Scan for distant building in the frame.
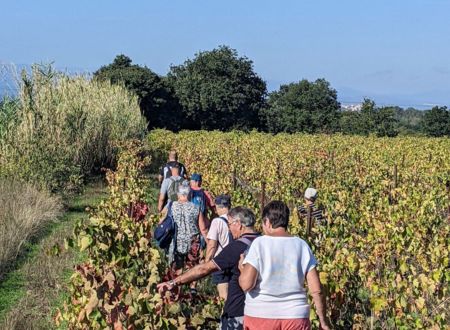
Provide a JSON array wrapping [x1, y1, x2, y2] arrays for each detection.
[[341, 103, 362, 112]]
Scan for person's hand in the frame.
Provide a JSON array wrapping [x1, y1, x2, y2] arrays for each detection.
[[157, 280, 176, 292], [158, 208, 168, 224]]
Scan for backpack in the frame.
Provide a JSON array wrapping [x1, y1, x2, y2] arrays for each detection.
[[167, 177, 183, 202], [163, 162, 185, 179], [189, 188, 207, 214], [154, 202, 176, 250], [238, 236, 255, 257]]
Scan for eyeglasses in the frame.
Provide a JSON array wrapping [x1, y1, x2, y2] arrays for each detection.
[[228, 218, 239, 226]]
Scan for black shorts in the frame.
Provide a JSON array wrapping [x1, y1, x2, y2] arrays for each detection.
[[212, 270, 231, 284]]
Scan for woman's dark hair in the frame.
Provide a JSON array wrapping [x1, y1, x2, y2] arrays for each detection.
[[262, 200, 290, 229]]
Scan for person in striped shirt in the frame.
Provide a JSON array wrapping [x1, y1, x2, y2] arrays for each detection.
[[298, 188, 325, 225]]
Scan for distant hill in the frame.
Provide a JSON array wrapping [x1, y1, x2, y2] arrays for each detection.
[[267, 80, 449, 110]]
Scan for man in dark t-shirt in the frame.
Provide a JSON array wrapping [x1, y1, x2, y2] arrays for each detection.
[[157, 206, 260, 330], [158, 150, 188, 185]]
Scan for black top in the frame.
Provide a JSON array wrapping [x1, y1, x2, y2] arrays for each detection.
[[160, 161, 187, 179], [212, 232, 261, 317]]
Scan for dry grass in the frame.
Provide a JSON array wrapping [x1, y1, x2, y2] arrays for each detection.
[[0, 179, 62, 276], [0, 180, 107, 330]]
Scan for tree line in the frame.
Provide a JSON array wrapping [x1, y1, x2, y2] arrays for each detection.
[[93, 46, 450, 137]]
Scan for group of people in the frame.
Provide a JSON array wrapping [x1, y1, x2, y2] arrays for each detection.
[[155, 151, 331, 330]]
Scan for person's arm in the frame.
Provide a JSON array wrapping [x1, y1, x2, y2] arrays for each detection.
[[157, 193, 165, 213], [198, 212, 209, 239], [158, 166, 166, 185], [204, 190, 215, 215], [182, 165, 189, 180], [158, 180, 169, 212], [157, 261, 218, 291], [158, 207, 168, 224], [306, 268, 331, 330], [238, 258, 258, 292], [205, 239, 218, 263]]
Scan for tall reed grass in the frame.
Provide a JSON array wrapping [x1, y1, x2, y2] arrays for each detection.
[[0, 64, 147, 191]]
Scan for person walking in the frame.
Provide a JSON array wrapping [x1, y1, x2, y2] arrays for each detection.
[[189, 173, 214, 246], [157, 207, 261, 330], [160, 184, 201, 275], [158, 150, 188, 185], [239, 201, 331, 330], [158, 164, 184, 212], [205, 194, 233, 300]]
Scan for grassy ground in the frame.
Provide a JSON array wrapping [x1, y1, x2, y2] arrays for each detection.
[[0, 179, 108, 330]]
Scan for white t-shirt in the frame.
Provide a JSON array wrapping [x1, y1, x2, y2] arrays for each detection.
[[206, 214, 231, 258], [243, 236, 317, 319]]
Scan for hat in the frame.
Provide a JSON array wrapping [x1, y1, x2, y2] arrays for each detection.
[[190, 173, 202, 182], [304, 188, 318, 200], [215, 194, 231, 208]]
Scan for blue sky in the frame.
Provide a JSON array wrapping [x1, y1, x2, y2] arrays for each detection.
[[1, 0, 450, 107]]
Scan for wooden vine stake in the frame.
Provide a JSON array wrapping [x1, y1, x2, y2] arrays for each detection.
[[306, 205, 313, 237], [446, 180, 450, 221], [260, 181, 266, 216], [393, 164, 398, 189]]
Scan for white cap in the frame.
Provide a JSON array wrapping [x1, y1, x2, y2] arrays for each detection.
[[304, 188, 318, 200]]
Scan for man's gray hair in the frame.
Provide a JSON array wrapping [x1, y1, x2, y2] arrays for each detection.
[[228, 206, 256, 227], [177, 184, 190, 196]]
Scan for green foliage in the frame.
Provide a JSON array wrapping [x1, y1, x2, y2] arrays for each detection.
[[60, 142, 222, 329], [148, 130, 450, 329], [394, 107, 425, 135], [340, 99, 399, 137], [263, 79, 341, 134], [0, 64, 147, 192], [0, 97, 19, 142], [167, 46, 267, 130], [422, 106, 450, 137], [375, 107, 399, 137], [94, 55, 182, 131], [339, 111, 361, 135]]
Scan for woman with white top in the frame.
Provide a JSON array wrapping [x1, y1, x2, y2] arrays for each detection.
[[238, 200, 330, 330]]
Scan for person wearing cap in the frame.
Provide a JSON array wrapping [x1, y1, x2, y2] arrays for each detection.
[[189, 173, 214, 218], [189, 173, 214, 240], [205, 194, 233, 300], [158, 150, 188, 185], [298, 187, 325, 225]]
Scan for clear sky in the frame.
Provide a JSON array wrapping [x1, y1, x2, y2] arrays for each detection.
[[1, 0, 450, 107]]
